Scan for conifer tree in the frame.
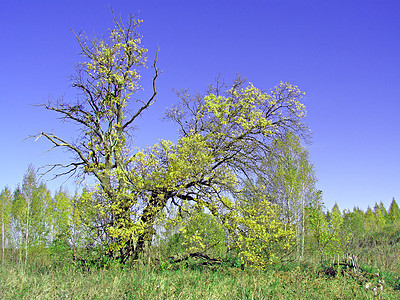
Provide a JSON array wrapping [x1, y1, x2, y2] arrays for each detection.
[[373, 203, 386, 230], [343, 208, 364, 247], [388, 198, 400, 224], [364, 206, 376, 234], [328, 203, 349, 257], [379, 202, 388, 218]]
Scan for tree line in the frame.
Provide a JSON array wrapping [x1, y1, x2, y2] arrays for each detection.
[[1, 159, 399, 268]]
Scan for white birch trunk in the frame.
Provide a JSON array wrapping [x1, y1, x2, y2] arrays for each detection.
[[301, 183, 305, 260], [24, 200, 30, 266], [1, 212, 4, 262]]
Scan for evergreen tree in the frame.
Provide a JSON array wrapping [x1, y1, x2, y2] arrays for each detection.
[[343, 208, 364, 246], [373, 203, 386, 230], [379, 202, 388, 218], [328, 203, 349, 257], [364, 206, 376, 233], [388, 198, 400, 224]]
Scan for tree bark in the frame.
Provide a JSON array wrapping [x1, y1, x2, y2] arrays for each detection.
[[1, 213, 4, 262], [25, 199, 30, 266], [131, 191, 169, 261]]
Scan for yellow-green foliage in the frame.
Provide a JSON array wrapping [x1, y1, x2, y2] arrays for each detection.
[[51, 188, 73, 242], [327, 204, 350, 256], [77, 16, 147, 120], [39, 12, 310, 260], [388, 198, 400, 224], [0, 187, 12, 260], [178, 209, 226, 255], [80, 78, 308, 257], [236, 197, 295, 269], [306, 204, 332, 260], [307, 203, 351, 261]]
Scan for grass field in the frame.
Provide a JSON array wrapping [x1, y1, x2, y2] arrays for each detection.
[[1, 253, 399, 300], [1, 230, 399, 300]]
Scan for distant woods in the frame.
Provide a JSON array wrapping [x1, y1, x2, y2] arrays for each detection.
[[1, 164, 399, 268]]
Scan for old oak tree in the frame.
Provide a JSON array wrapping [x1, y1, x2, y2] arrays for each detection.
[[37, 14, 309, 264]]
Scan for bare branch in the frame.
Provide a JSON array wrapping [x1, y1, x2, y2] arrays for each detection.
[[122, 49, 160, 131]]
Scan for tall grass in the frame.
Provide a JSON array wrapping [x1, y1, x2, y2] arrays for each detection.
[[1, 257, 399, 299], [1, 229, 399, 299]]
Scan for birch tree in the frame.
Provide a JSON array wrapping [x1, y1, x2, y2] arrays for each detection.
[[51, 188, 73, 244], [255, 131, 317, 259], [0, 187, 12, 261], [11, 166, 50, 265], [306, 202, 331, 262], [11, 186, 25, 262]]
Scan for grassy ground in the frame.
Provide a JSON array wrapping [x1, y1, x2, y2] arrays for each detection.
[[1, 238, 399, 299], [1, 258, 399, 300]]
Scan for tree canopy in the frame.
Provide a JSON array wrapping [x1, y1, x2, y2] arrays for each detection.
[[36, 14, 310, 262]]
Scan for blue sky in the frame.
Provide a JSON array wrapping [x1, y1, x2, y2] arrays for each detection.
[[1, 0, 399, 211]]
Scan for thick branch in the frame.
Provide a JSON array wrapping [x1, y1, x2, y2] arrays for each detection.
[[122, 50, 160, 131]]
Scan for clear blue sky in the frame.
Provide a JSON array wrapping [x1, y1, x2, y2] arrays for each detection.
[[1, 0, 399, 211]]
